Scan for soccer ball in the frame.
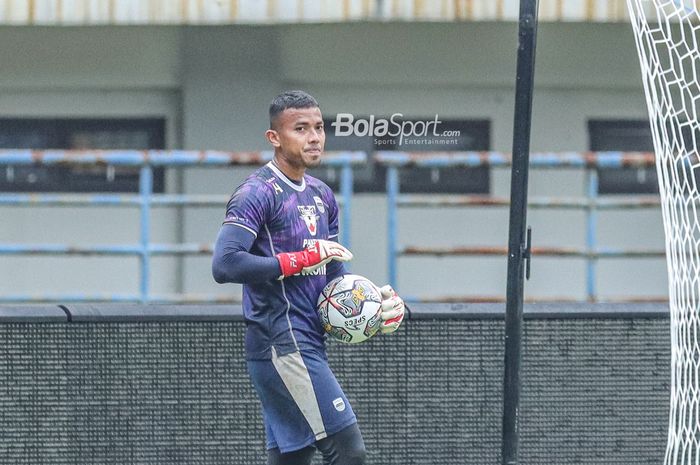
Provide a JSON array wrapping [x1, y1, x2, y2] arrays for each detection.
[[317, 274, 383, 344]]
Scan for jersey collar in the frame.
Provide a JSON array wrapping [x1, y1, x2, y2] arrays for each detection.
[[267, 161, 306, 192]]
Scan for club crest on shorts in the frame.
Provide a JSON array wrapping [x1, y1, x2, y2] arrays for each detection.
[[298, 205, 319, 236], [333, 397, 346, 412]]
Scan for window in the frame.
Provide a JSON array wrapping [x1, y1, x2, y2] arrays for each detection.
[[313, 117, 490, 193], [588, 120, 656, 194], [0, 118, 166, 192]]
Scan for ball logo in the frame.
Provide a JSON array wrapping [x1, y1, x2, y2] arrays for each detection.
[[344, 314, 366, 328], [351, 287, 366, 306], [298, 205, 319, 236]]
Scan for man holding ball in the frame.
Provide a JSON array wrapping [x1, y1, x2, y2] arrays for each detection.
[[212, 90, 405, 465]]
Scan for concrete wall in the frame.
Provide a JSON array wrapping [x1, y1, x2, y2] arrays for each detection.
[[0, 22, 666, 301]]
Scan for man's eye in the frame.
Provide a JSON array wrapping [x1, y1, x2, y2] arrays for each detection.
[[296, 127, 305, 132]]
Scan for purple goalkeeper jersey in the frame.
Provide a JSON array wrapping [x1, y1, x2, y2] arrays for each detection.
[[223, 161, 344, 360]]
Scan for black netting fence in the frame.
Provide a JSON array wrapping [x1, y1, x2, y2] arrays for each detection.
[[0, 304, 669, 464]]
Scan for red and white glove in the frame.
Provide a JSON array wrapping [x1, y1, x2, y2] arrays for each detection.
[[379, 285, 405, 334], [276, 240, 353, 279]]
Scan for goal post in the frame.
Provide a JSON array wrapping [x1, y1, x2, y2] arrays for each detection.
[[626, 1, 700, 463]]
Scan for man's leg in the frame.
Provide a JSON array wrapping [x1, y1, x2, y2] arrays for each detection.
[[315, 423, 366, 465], [247, 354, 323, 454], [267, 445, 316, 465]]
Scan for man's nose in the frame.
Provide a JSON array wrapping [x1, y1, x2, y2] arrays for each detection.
[[308, 128, 321, 142]]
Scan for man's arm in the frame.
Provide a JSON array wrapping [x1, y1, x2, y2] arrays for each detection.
[[212, 225, 281, 284], [212, 224, 353, 283]]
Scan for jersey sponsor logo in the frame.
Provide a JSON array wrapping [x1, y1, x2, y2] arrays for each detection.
[[298, 239, 325, 275], [224, 214, 246, 223], [298, 205, 319, 236], [223, 214, 254, 230], [313, 196, 325, 214], [301, 265, 326, 276]]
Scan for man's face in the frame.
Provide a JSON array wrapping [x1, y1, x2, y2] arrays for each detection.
[[268, 106, 325, 171]]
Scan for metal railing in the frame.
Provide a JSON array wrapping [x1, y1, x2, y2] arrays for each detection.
[[0, 150, 365, 303], [375, 150, 662, 302], [0, 150, 665, 303]]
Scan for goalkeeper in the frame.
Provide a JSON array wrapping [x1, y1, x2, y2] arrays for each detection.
[[211, 90, 405, 465]]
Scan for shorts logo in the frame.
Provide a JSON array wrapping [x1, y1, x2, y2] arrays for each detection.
[[298, 205, 319, 236], [314, 196, 325, 214], [333, 397, 346, 412]]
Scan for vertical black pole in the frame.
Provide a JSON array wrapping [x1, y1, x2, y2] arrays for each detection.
[[502, 1, 539, 465]]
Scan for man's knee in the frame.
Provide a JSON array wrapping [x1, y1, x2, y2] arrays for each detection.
[[267, 446, 315, 465], [318, 423, 367, 465], [344, 442, 366, 465]]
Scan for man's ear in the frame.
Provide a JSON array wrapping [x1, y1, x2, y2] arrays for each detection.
[[265, 129, 281, 147]]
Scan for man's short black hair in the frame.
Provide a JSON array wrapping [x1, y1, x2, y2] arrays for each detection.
[[269, 90, 319, 129]]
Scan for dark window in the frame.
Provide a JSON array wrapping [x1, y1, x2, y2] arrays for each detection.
[[0, 118, 165, 192], [312, 117, 490, 193], [588, 120, 656, 194]]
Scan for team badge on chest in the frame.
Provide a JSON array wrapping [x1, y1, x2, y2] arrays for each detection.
[[298, 205, 319, 236]]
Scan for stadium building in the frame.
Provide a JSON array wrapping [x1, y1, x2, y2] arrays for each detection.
[[0, 0, 660, 302]]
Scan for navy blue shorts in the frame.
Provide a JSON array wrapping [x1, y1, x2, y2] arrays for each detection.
[[247, 348, 358, 453]]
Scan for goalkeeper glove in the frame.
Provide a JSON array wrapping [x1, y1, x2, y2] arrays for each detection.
[[276, 240, 353, 279], [379, 284, 405, 334]]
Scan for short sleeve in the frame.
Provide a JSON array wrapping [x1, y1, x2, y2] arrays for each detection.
[[223, 179, 272, 238]]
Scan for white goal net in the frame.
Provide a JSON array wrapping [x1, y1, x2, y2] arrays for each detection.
[[627, 1, 700, 463]]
